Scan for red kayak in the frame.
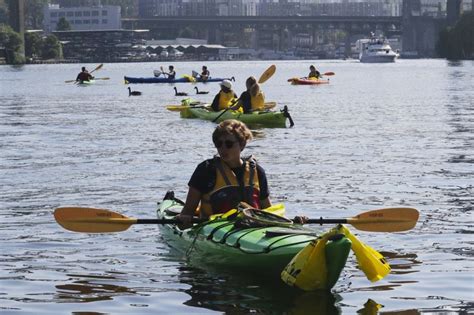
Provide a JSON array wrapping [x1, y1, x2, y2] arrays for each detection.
[[288, 77, 330, 85]]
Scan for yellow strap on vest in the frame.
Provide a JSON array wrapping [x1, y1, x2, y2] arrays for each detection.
[[262, 203, 285, 217], [208, 204, 283, 222], [209, 208, 238, 221], [339, 225, 391, 282]]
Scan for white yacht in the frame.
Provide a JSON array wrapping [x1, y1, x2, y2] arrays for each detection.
[[357, 34, 398, 63]]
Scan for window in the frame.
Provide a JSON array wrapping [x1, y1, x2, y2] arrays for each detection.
[[92, 19, 99, 24], [66, 11, 74, 17], [58, 12, 65, 17], [102, 10, 108, 16], [92, 11, 99, 16], [102, 19, 108, 24], [83, 11, 90, 16], [75, 20, 82, 24], [75, 11, 82, 17], [83, 19, 90, 24], [50, 12, 57, 17]]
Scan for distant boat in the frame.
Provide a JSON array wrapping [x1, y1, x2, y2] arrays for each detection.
[[357, 33, 398, 63]]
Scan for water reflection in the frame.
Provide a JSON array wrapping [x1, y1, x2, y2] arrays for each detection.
[[55, 273, 136, 303], [173, 262, 345, 314], [384, 252, 421, 275]]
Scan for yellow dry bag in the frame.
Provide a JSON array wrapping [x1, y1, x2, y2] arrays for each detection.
[[340, 225, 391, 282]]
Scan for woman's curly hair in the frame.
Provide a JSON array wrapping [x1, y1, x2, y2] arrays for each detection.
[[212, 119, 253, 150]]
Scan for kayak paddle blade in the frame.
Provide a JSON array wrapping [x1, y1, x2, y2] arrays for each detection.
[[347, 207, 419, 232], [54, 207, 136, 233], [258, 65, 276, 84]]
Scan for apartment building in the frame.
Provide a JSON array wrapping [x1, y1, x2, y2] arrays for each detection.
[[43, 4, 121, 32]]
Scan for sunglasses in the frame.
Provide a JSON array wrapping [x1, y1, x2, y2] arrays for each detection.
[[214, 140, 236, 149]]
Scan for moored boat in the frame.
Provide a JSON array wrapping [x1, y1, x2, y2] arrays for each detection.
[[357, 33, 398, 63], [157, 192, 351, 290]]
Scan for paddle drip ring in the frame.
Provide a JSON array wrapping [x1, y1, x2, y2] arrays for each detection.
[[237, 208, 293, 228]]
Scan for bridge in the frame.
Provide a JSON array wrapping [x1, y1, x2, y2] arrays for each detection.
[[122, 15, 402, 54]]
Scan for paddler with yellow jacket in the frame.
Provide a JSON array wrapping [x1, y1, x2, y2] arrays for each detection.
[[211, 79, 238, 111], [232, 76, 265, 113]]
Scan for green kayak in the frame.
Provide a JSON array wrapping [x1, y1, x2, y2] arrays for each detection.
[[182, 106, 293, 128], [178, 99, 294, 128], [157, 191, 351, 290]]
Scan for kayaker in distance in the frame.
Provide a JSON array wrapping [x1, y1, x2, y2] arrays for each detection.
[[308, 65, 321, 79], [163, 65, 176, 80], [76, 66, 93, 82], [177, 120, 270, 227], [232, 76, 265, 114], [200, 66, 210, 81], [211, 79, 238, 111]]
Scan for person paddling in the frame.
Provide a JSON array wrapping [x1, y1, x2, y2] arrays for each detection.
[[177, 120, 271, 227], [200, 66, 210, 81], [211, 80, 238, 112], [176, 119, 307, 228], [308, 65, 321, 80], [232, 76, 265, 114], [76, 66, 93, 83], [164, 65, 176, 80]]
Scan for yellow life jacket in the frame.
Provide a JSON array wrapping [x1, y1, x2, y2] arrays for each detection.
[[200, 156, 261, 218], [250, 92, 265, 112], [218, 90, 236, 110]]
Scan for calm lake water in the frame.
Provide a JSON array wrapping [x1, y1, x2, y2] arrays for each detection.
[[0, 59, 473, 314]]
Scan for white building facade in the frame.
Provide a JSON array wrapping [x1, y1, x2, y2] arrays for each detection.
[[43, 4, 121, 32]]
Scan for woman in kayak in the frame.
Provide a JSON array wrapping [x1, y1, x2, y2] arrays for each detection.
[[164, 65, 176, 80], [177, 120, 271, 227], [233, 76, 265, 113], [211, 79, 238, 111], [308, 65, 321, 79]]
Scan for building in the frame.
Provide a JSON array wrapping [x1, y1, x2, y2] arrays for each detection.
[[54, 29, 148, 62], [43, 4, 121, 32]]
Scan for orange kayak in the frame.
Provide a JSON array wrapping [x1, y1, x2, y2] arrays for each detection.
[[288, 77, 330, 85]]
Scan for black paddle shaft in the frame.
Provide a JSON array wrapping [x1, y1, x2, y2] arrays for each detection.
[[136, 218, 347, 225], [136, 218, 205, 224], [306, 218, 348, 225]]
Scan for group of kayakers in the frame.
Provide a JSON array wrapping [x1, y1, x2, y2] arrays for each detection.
[[73, 63, 317, 228], [210, 76, 265, 114], [154, 65, 209, 81]]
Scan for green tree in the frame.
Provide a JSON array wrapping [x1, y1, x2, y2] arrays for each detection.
[[24, 31, 42, 58], [0, 23, 24, 63], [437, 11, 474, 59], [56, 17, 71, 31], [0, 0, 7, 25], [41, 34, 62, 59], [24, 0, 49, 29]]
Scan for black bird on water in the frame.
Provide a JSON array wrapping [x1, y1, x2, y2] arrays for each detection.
[[195, 87, 209, 94], [174, 87, 188, 96], [128, 87, 142, 96]]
